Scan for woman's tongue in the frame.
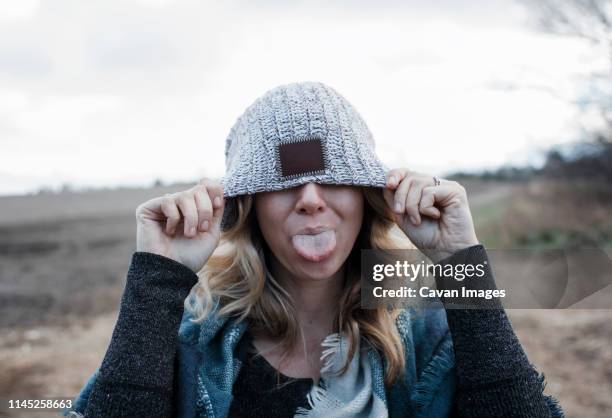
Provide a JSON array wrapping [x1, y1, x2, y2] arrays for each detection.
[[291, 230, 337, 262]]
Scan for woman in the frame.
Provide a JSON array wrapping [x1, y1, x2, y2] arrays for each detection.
[[65, 82, 563, 417]]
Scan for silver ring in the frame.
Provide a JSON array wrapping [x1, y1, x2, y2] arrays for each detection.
[[433, 176, 441, 186]]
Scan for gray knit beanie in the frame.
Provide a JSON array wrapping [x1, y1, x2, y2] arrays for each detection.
[[220, 81, 389, 231]]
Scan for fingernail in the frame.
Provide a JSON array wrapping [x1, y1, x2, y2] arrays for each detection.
[[394, 202, 402, 213], [214, 196, 221, 207], [388, 176, 396, 185], [202, 220, 209, 231], [410, 216, 418, 225], [190, 226, 196, 236]]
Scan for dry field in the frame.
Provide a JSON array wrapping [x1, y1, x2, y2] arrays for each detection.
[[0, 179, 610, 417]]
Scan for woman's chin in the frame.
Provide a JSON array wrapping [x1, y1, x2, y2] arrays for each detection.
[[292, 255, 343, 280]]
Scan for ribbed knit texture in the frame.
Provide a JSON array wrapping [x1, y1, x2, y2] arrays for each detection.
[[434, 245, 563, 418], [220, 81, 388, 231], [81, 252, 199, 417]]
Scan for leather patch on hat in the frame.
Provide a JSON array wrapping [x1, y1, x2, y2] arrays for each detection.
[[277, 137, 327, 179]]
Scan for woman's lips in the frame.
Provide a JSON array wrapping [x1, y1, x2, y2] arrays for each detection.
[[291, 229, 337, 262]]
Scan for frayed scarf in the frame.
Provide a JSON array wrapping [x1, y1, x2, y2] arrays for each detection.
[[294, 330, 387, 418]]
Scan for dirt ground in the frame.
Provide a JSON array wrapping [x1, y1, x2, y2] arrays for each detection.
[[0, 180, 610, 417]]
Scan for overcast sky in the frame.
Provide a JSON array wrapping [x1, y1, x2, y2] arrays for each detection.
[[0, 0, 607, 196]]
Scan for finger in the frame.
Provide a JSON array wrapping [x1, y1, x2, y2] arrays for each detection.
[[136, 196, 167, 222], [420, 187, 441, 218], [422, 183, 466, 208], [160, 196, 181, 235], [405, 178, 428, 225], [206, 182, 224, 212], [385, 168, 409, 190], [194, 187, 213, 232], [177, 193, 198, 238], [200, 179, 225, 228], [197, 179, 224, 211], [393, 174, 413, 214]]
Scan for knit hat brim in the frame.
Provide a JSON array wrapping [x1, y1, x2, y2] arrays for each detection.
[[220, 171, 388, 232]]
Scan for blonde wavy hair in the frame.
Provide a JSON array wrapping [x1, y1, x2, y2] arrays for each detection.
[[185, 186, 416, 387]]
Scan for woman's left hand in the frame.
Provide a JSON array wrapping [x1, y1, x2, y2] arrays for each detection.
[[383, 168, 479, 261]]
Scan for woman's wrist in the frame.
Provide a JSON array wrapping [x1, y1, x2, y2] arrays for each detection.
[[422, 240, 481, 264], [430, 244, 505, 310]]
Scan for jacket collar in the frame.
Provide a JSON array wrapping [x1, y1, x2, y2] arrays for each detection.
[[177, 302, 455, 418]]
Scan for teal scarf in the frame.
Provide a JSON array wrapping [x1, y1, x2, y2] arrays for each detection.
[[176, 300, 457, 418]]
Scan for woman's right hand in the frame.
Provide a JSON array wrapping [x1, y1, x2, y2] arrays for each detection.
[[135, 178, 225, 273]]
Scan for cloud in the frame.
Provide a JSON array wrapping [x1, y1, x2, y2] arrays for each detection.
[[0, 1, 40, 21], [86, 30, 179, 71], [0, 46, 52, 77], [0, 0, 600, 195]]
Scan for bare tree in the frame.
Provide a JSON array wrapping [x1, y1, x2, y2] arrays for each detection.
[[517, 0, 612, 181], [520, 0, 612, 138], [527, 0, 611, 43]]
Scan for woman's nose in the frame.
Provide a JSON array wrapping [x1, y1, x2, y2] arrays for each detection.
[[295, 183, 327, 215]]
